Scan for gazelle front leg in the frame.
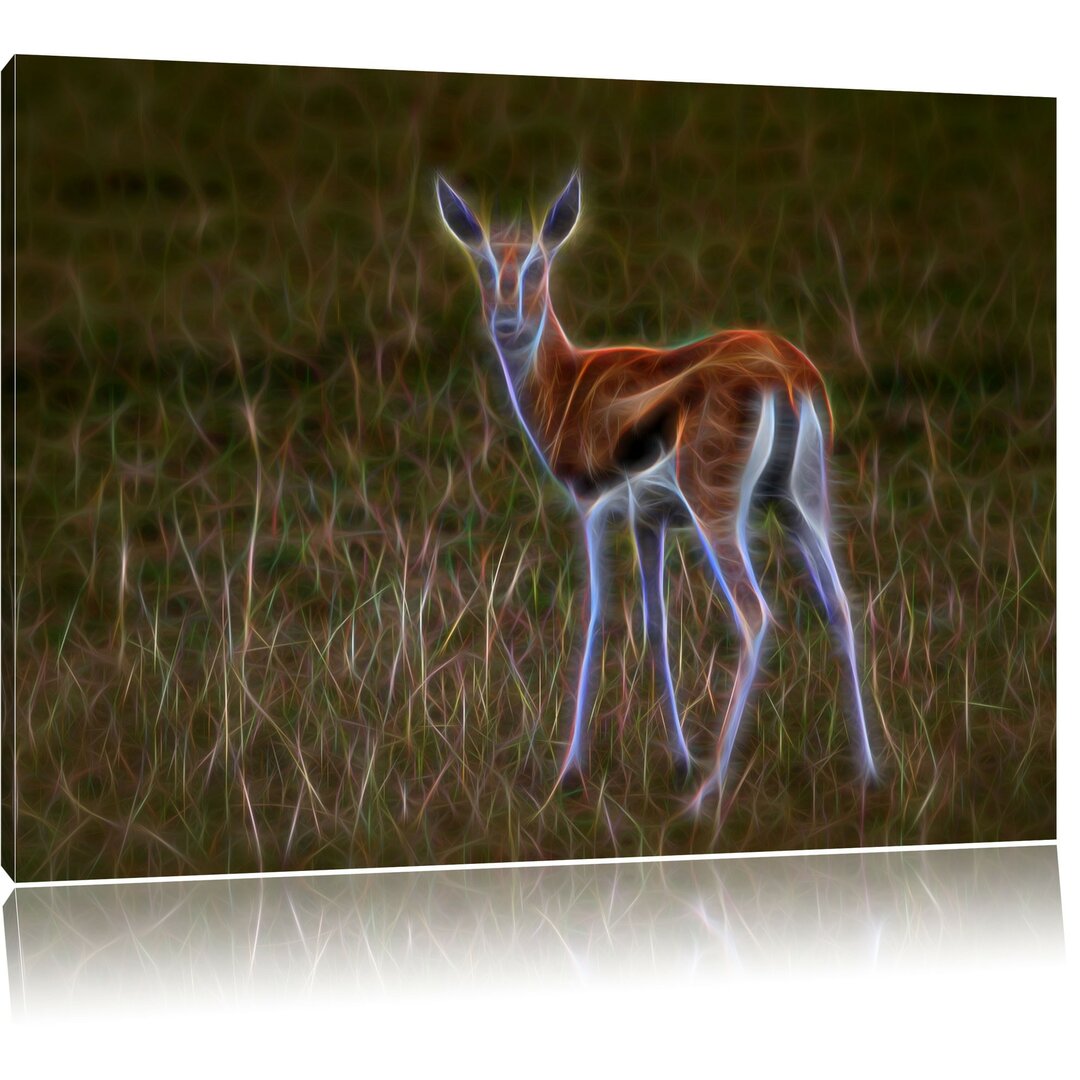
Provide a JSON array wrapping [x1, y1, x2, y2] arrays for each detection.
[[560, 502, 610, 782], [632, 518, 692, 772]]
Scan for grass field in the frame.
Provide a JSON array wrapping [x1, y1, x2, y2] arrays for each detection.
[[2, 57, 1055, 880]]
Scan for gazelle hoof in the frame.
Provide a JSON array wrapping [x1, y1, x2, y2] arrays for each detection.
[[672, 754, 694, 788], [688, 771, 726, 814], [557, 757, 586, 792]]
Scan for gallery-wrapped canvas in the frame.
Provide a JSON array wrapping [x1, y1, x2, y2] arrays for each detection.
[[0, 57, 1055, 880]]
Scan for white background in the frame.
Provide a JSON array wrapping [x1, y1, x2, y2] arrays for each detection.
[[1, 1, 1076, 1074]]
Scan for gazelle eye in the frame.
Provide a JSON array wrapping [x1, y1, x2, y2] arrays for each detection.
[[477, 261, 496, 291], [522, 259, 545, 290]]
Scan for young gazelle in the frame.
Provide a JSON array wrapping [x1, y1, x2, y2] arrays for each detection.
[[436, 172, 878, 800]]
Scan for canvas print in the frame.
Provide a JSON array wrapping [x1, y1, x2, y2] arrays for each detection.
[[0, 57, 1055, 880]]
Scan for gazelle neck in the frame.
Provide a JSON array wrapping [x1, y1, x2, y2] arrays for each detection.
[[489, 295, 571, 476]]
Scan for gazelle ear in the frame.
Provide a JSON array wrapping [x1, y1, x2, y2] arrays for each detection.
[[436, 175, 486, 252], [540, 171, 581, 252]]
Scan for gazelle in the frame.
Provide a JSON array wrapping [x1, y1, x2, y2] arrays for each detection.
[[436, 171, 878, 800]]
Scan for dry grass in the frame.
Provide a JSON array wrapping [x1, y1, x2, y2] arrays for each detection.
[[2, 58, 1055, 879]]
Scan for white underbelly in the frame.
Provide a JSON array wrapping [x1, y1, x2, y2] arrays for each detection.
[[576, 451, 685, 521]]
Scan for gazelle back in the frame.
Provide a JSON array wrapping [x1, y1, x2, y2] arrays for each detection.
[[437, 172, 878, 803]]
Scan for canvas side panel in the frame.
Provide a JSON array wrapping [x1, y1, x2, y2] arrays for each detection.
[[1, 56, 15, 881]]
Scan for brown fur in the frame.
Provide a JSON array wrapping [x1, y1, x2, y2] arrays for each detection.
[[528, 319, 830, 522]]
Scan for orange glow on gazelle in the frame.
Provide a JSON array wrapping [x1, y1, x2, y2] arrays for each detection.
[[437, 172, 877, 804]]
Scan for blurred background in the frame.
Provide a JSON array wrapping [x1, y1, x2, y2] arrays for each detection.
[[4, 57, 1055, 879]]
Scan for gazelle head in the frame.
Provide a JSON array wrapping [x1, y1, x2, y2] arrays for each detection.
[[436, 172, 581, 359]]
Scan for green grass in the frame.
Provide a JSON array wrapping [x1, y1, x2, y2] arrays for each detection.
[[4, 58, 1055, 879]]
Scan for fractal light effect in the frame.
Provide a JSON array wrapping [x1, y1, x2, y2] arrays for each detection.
[[1, 58, 1055, 880], [436, 173, 877, 802]]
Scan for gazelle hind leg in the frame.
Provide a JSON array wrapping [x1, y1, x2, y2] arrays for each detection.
[[700, 561, 770, 803], [789, 393, 878, 780], [632, 518, 692, 770], [685, 393, 776, 803]]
